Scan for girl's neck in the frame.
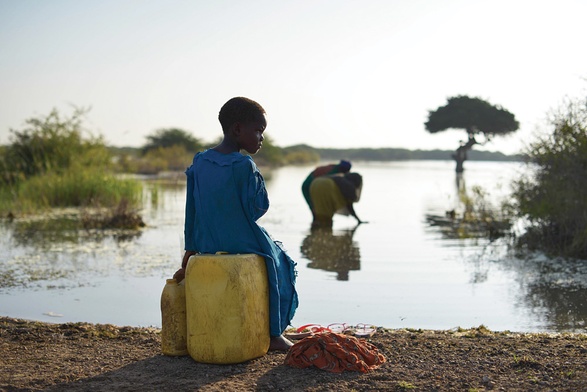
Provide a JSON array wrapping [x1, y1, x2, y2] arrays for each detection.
[[212, 139, 240, 154]]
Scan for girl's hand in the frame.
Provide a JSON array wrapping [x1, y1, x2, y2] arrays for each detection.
[[182, 250, 197, 269], [173, 268, 186, 283]]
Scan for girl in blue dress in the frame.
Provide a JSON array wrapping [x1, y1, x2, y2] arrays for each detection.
[[173, 97, 298, 351]]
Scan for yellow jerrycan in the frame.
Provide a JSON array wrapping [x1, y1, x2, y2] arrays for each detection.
[[160, 278, 188, 356], [185, 253, 270, 364]]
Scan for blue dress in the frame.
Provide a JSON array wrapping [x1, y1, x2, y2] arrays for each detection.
[[184, 149, 298, 336]]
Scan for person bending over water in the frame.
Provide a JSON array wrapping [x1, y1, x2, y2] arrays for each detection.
[[302, 160, 352, 220], [309, 172, 365, 228]]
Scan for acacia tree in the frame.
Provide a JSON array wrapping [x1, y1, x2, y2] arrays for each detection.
[[425, 95, 519, 172]]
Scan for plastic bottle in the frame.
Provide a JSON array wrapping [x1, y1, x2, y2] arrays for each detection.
[[160, 278, 188, 356], [185, 253, 270, 364]]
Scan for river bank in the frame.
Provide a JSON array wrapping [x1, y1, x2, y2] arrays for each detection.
[[1, 317, 585, 391]]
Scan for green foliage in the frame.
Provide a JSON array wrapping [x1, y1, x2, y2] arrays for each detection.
[[134, 145, 194, 174], [0, 108, 142, 214], [81, 199, 145, 230], [425, 95, 519, 136], [426, 184, 511, 240], [142, 128, 203, 155], [425, 95, 519, 172], [15, 169, 142, 210], [510, 96, 587, 257], [0, 108, 111, 185], [111, 142, 518, 175], [397, 381, 416, 389]]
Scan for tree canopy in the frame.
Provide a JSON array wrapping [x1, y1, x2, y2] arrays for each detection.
[[425, 95, 519, 172], [425, 95, 519, 137]]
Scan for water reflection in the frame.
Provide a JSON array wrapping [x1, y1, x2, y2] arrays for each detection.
[[504, 254, 587, 332], [425, 173, 510, 241], [300, 225, 360, 281], [9, 217, 142, 248], [418, 168, 587, 332], [0, 216, 151, 291]]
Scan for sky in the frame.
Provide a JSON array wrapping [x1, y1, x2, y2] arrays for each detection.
[[1, 0, 586, 155]]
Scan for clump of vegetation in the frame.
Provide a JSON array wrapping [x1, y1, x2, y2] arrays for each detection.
[[509, 95, 587, 258], [458, 185, 511, 239], [135, 128, 203, 173], [280, 145, 321, 164], [141, 128, 203, 155], [137, 145, 194, 174], [397, 381, 417, 390], [0, 108, 142, 216], [512, 354, 542, 369], [81, 199, 145, 230], [426, 183, 511, 240], [111, 129, 200, 175]]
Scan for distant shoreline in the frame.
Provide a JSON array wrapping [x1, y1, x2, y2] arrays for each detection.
[[282, 145, 522, 162]]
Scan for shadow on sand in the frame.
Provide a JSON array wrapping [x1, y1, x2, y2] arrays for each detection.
[[42, 352, 361, 391]]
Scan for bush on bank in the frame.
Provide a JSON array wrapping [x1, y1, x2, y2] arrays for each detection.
[[0, 108, 142, 217], [509, 95, 587, 258]]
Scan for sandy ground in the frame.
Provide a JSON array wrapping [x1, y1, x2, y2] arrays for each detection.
[[1, 317, 586, 391]]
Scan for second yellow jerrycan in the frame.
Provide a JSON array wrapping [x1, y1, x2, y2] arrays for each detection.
[[160, 278, 188, 356], [185, 253, 270, 364]]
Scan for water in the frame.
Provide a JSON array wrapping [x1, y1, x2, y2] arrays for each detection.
[[1, 161, 586, 333]]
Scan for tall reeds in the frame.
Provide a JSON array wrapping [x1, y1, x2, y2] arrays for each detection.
[[7, 169, 142, 211]]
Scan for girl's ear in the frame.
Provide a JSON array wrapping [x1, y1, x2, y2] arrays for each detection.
[[232, 122, 241, 136]]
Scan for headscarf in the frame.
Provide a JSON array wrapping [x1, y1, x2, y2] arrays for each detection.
[[338, 160, 352, 172]]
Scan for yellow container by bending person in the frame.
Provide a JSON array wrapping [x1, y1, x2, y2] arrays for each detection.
[[160, 278, 188, 356], [185, 253, 270, 364]]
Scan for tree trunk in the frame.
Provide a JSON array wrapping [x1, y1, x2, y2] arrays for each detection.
[[452, 147, 466, 173], [452, 134, 478, 173]]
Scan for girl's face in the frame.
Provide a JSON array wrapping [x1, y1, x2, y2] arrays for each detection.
[[236, 114, 266, 154]]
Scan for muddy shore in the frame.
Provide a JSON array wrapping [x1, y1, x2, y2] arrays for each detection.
[[1, 317, 585, 391]]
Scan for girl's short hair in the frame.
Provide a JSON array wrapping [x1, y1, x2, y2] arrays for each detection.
[[218, 97, 266, 132]]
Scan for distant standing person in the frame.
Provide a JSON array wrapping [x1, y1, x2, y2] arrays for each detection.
[[301, 160, 352, 219], [309, 172, 365, 228]]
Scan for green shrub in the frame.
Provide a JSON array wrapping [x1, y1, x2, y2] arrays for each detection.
[[0, 108, 111, 185], [142, 128, 203, 155], [22, 169, 141, 207], [1, 167, 142, 214], [0, 108, 142, 215], [510, 96, 587, 257], [140, 145, 193, 173]]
